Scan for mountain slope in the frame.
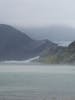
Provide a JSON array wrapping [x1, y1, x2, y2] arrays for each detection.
[[0, 24, 34, 60], [39, 41, 75, 64], [0, 24, 57, 61], [19, 25, 75, 41]]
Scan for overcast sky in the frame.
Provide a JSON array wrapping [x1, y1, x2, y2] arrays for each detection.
[[0, 0, 75, 27]]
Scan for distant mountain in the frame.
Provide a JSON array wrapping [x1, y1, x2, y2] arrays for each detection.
[[1, 24, 75, 64], [0, 24, 57, 61], [18, 25, 75, 41]]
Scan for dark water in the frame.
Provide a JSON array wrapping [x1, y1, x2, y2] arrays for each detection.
[[0, 65, 75, 100]]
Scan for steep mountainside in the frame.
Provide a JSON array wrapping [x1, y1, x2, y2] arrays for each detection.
[[0, 24, 57, 61], [39, 41, 75, 64]]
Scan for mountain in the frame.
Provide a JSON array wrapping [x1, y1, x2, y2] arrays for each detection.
[[39, 41, 75, 64], [1, 24, 75, 64], [0, 24, 57, 61], [19, 25, 75, 41]]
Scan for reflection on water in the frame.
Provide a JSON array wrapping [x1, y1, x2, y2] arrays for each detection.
[[0, 64, 75, 100]]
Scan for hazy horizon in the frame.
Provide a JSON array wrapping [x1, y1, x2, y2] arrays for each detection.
[[0, 0, 75, 28], [0, 0, 75, 41]]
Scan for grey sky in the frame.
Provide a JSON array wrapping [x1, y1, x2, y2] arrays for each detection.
[[0, 0, 75, 27]]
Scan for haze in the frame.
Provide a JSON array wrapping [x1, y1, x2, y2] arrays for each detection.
[[0, 0, 75, 28]]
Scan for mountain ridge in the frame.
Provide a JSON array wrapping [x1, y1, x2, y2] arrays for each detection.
[[0, 24, 57, 61], [18, 25, 75, 41]]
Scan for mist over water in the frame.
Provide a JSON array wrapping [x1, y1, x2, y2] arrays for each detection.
[[0, 64, 75, 100], [0, 64, 75, 73]]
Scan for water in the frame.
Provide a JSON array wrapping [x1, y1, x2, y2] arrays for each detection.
[[0, 64, 75, 100]]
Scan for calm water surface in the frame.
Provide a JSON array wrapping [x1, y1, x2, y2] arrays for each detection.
[[0, 64, 75, 100]]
